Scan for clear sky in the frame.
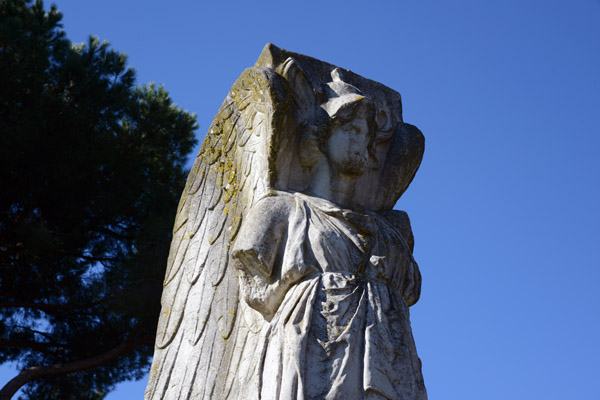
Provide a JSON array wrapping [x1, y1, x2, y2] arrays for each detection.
[[2, 0, 600, 398]]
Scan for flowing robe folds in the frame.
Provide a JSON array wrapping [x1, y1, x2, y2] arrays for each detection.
[[231, 192, 427, 400]]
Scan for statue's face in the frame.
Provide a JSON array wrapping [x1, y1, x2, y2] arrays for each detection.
[[326, 116, 371, 178]]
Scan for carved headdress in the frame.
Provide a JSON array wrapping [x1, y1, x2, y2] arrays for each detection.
[[320, 68, 370, 117]]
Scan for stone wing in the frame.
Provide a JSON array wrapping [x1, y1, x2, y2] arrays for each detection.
[[145, 66, 290, 399]]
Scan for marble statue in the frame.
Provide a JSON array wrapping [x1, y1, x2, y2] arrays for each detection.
[[145, 44, 427, 400]]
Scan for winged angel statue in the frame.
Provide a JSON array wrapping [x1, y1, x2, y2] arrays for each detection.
[[145, 44, 427, 400]]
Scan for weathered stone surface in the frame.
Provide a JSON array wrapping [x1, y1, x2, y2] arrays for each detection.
[[145, 43, 426, 400]]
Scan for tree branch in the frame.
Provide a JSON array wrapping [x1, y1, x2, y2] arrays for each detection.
[[12, 326, 56, 343], [0, 324, 153, 399], [0, 300, 105, 312], [92, 226, 133, 241], [73, 253, 119, 263], [0, 340, 64, 355]]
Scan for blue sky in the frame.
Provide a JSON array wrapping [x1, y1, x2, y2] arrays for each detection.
[[2, 0, 599, 398]]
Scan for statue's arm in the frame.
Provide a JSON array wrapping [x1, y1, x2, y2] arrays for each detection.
[[232, 196, 292, 275], [231, 195, 293, 317], [381, 210, 422, 306]]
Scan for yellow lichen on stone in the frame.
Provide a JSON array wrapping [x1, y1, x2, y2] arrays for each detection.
[[207, 145, 222, 165], [220, 153, 239, 204], [229, 215, 242, 240]]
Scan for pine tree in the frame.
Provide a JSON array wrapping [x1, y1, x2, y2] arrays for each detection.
[[0, 1, 197, 397]]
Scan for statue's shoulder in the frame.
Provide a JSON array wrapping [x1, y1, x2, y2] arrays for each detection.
[[377, 209, 415, 252], [250, 191, 297, 219], [379, 209, 410, 225]]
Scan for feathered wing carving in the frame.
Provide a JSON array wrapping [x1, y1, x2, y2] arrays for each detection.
[[145, 65, 292, 400]]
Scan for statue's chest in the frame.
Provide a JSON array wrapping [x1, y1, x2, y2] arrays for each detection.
[[305, 210, 405, 278]]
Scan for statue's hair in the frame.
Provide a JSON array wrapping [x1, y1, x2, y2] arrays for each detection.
[[298, 97, 377, 171]]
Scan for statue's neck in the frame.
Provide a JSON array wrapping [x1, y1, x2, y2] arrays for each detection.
[[309, 159, 359, 209]]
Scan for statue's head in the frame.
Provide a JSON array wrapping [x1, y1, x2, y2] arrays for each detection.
[[299, 69, 378, 178], [324, 96, 376, 178], [263, 46, 424, 210]]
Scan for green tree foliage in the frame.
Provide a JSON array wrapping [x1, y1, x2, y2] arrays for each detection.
[[0, 0, 198, 398]]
